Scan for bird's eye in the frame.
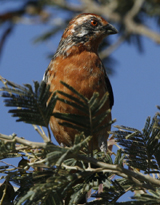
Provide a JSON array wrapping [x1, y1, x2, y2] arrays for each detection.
[[91, 20, 98, 27]]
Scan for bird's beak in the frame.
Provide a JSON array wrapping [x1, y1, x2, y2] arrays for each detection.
[[105, 23, 118, 35]]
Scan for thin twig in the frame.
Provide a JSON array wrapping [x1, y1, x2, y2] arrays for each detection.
[[0, 176, 9, 205], [0, 160, 18, 169], [0, 133, 48, 148], [124, 0, 160, 43], [62, 163, 84, 171], [50, 0, 84, 12], [32, 125, 50, 142], [39, 126, 46, 136], [126, 0, 145, 18], [81, 0, 121, 22], [76, 154, 160, 188]]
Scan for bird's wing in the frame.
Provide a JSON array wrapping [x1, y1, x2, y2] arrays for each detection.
[[105, 74, 114, 108]]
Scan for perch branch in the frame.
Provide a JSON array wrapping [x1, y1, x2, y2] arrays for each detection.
[[76, 154, 160, 188], [0, 133, 48, 148]]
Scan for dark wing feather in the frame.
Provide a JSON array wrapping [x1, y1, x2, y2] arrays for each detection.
[[105, 75, 114, 108]]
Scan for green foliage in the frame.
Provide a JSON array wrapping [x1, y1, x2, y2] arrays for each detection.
[[1, 78, 57, 127], [0, 78, 160, 204], [114, 116, 160, 173]]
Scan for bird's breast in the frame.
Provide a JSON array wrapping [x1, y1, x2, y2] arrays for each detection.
[[48, 51, 107, 99]]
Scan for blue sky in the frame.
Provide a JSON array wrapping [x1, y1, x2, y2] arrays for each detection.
[[0, 2, 160, 202]]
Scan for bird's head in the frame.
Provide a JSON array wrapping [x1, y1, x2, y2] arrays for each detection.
[[55, 13, 118, 57]]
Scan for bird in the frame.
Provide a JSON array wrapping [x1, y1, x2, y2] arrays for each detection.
[[43, 13, 118, 151]]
